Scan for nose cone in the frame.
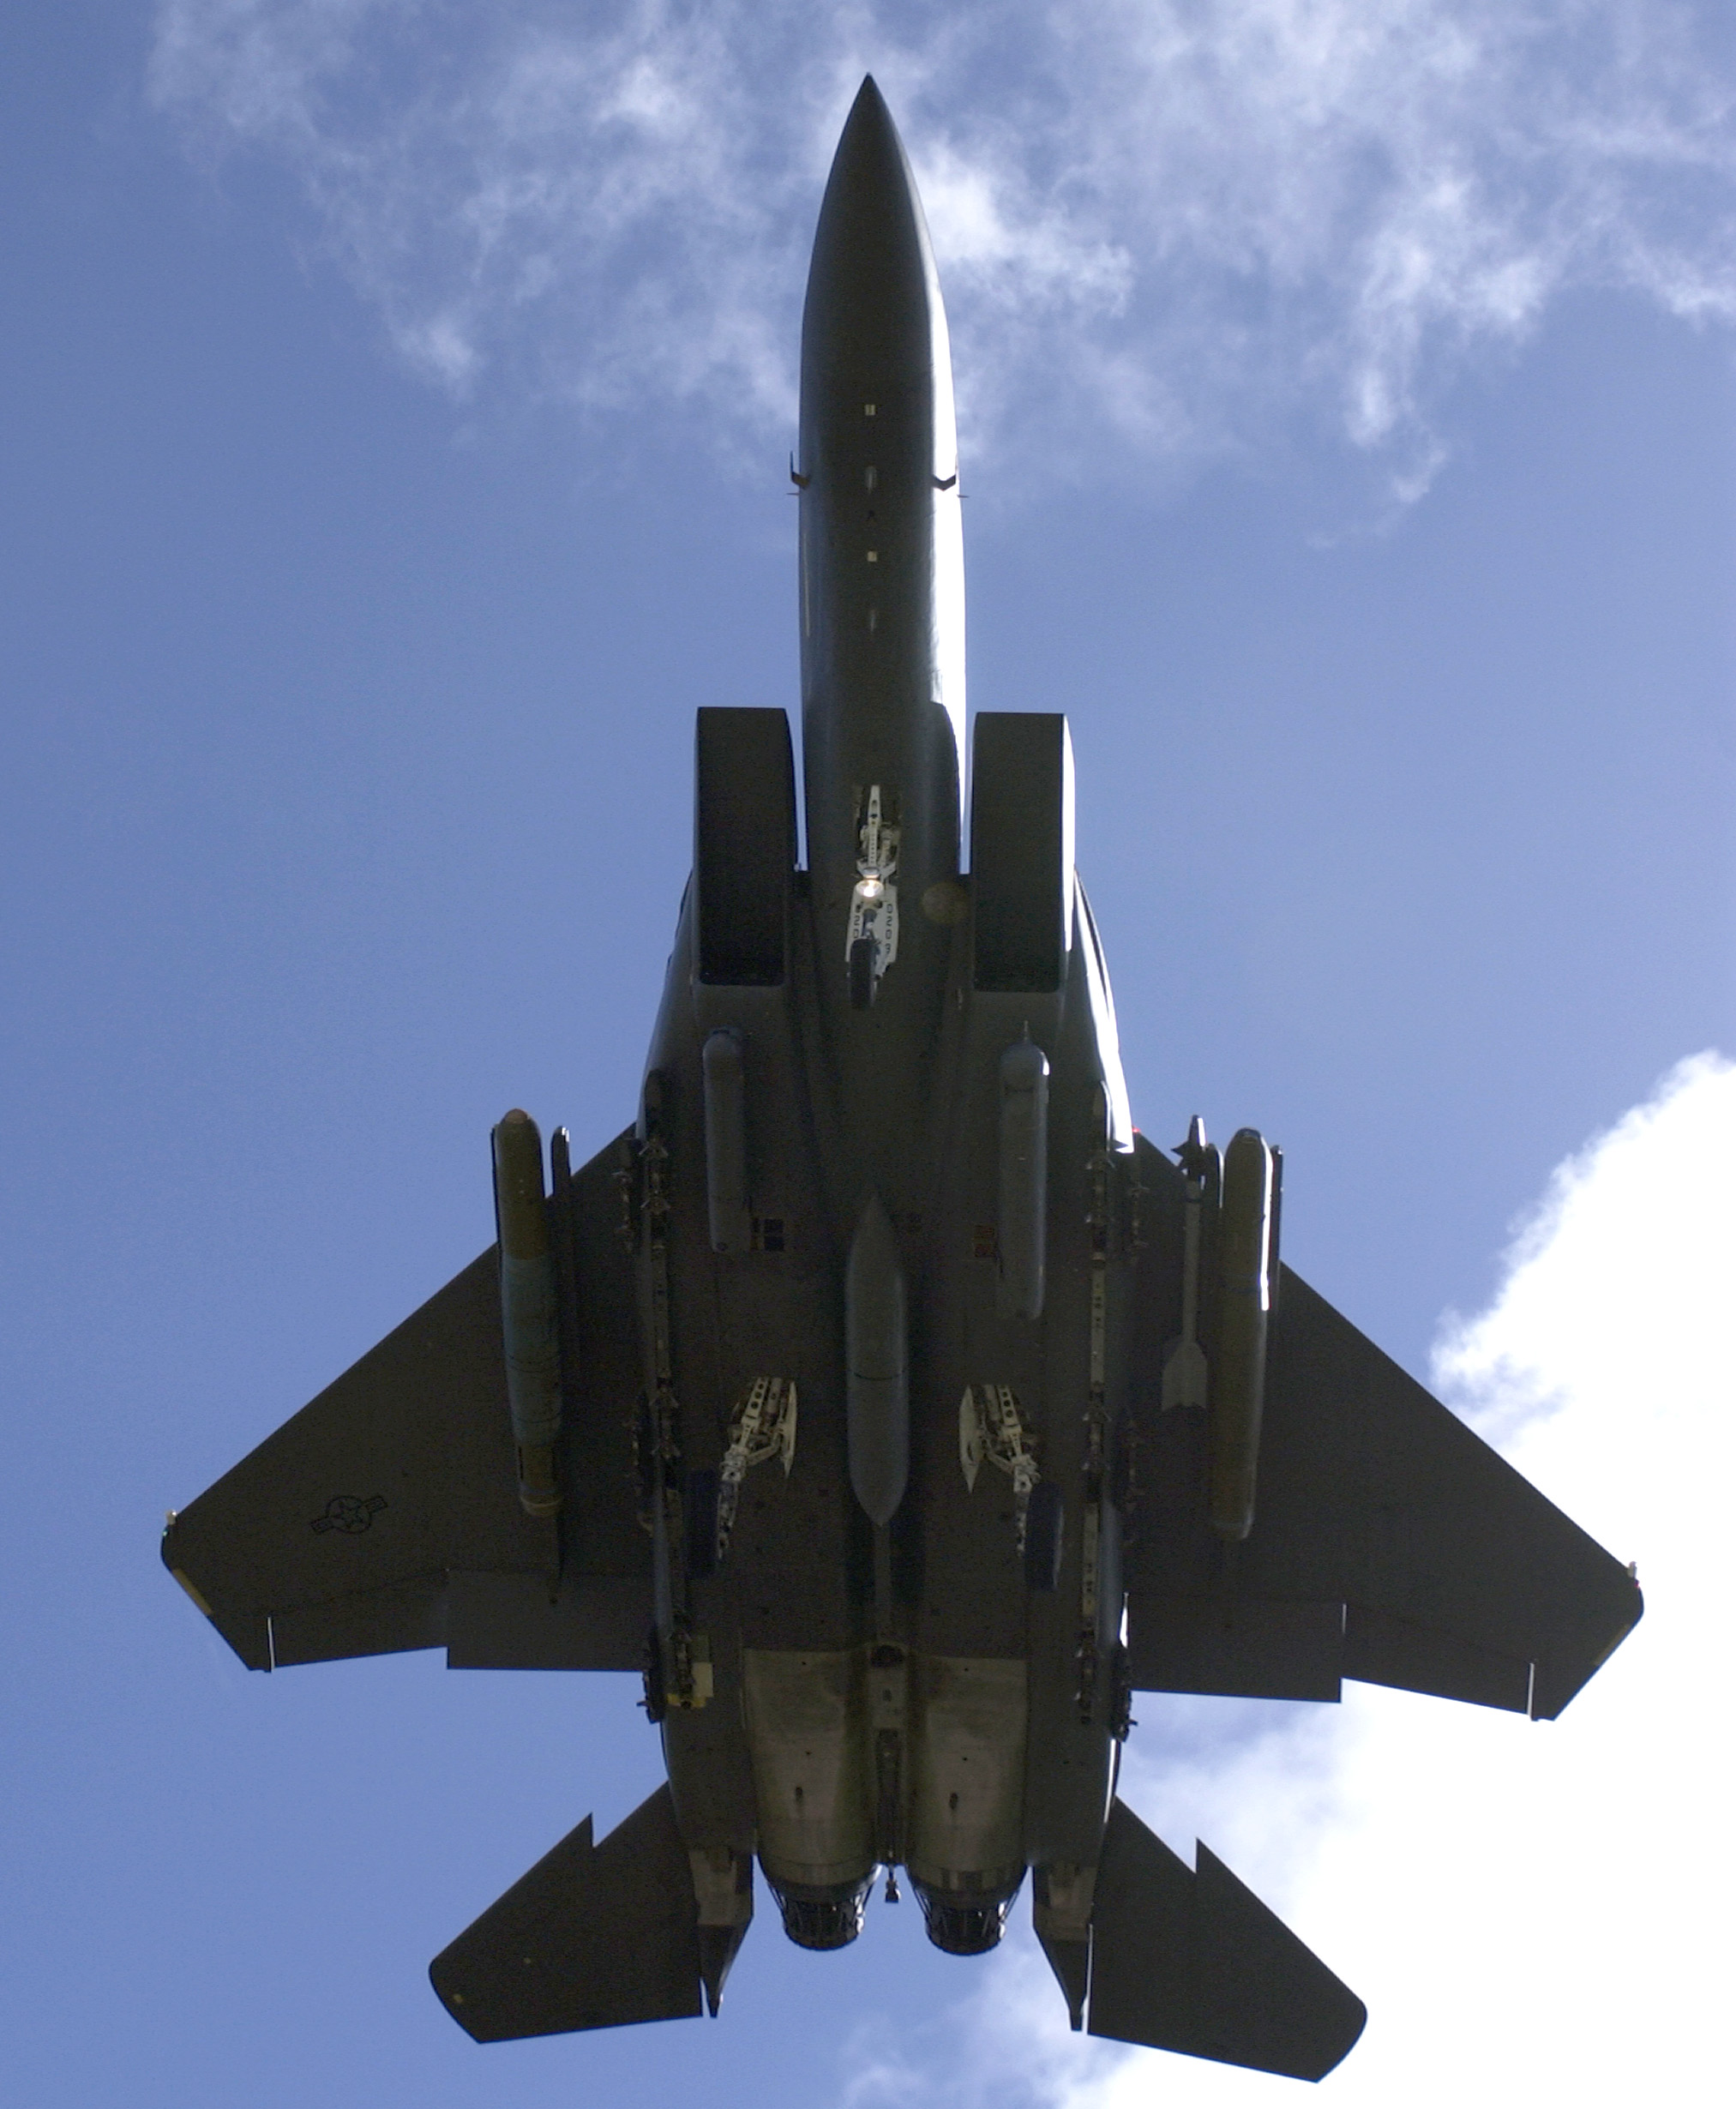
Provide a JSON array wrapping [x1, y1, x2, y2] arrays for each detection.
[[796, 76, 966, 908], [801, 77, 946, 465]]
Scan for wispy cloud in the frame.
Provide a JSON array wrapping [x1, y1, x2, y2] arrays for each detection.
[[147, 3, 1736, 482], [832, 1049, 1733, 2106], [1435, 1048, 1736, 1457]]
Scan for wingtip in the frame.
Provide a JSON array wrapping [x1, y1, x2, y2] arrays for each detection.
[[1331, 1992, 1371, 2077], [428, 1956, 484, 2042]]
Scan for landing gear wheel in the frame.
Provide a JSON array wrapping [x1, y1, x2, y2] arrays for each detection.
[[1023, 1480, 1064, 1591], [849, 935, 877, 1010]]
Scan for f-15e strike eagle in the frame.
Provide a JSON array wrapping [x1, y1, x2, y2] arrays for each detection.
[[163, 77, 1641, 2082]]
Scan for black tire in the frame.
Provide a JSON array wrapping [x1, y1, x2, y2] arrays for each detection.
[[1024, 1480, 1064, 1591], [685, 1469, 721, 1579], [849, 934, 877, 1010]]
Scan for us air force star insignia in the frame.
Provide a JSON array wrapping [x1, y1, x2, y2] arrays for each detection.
[[310, 1493, 387, 1535]]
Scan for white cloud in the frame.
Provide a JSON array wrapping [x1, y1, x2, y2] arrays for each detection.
[[828, 1050, 1734, 2106], [1437, 1049, 1736, 1460], [147, 2, 1736, 488]]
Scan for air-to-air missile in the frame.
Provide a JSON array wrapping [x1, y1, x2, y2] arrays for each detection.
[[163, 77, 1641, 2081]]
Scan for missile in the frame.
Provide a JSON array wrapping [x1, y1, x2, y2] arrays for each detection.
[[997, 1035, 1051, 1320], [490, 1109, 562, 1517], [1210, 1127, 1276, 1541]]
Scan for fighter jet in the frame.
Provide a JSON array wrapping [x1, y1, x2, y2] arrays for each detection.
[[162, 78, 1641, 2082]]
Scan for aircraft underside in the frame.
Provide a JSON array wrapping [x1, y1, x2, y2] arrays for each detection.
[[162, 77, 1640, 2084]]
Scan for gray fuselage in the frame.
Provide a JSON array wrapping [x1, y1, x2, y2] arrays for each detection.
[[641, 81, 1135, 1962]]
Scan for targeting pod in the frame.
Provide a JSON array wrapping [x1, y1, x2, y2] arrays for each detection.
[[491, 1109, 563, 1517], [1209, 1127, 1274, 1541], [996, 1036, 1049, 1320]]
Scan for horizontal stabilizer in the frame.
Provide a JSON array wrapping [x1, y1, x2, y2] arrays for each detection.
[[430, 1783, 703, 2041], [1088, 1797, 1365, 2082]]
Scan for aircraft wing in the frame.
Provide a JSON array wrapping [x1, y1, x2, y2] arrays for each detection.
[[1123, 1138, 1642, 1719], [162, 1127, 651, 1674]]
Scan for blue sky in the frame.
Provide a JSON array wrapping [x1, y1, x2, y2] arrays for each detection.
[[3, 5, 1733, 2104]]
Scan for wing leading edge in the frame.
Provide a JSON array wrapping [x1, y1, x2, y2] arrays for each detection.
[[1123, 1137, 1642, 1718], [162, 1126, 651, 1673]]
